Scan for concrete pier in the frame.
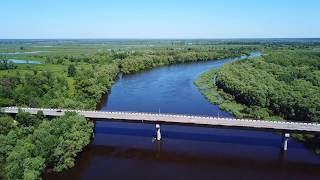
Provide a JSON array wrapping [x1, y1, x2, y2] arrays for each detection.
[[282, 133, 290, 151], [156, 124, 161, 141]]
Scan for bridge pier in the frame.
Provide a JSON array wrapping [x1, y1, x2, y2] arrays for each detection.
[[282, 133, 290, 151], [156, 124, 161, 141]]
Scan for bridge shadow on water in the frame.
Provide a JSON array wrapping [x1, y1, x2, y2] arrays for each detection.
[[95, 126, 282, 148], [44, 121, 320, 180]]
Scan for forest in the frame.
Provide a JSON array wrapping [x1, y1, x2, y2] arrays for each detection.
[[196, 49, 320, 122], [0, 63, 119, 110], [0, 111, 93, 180]]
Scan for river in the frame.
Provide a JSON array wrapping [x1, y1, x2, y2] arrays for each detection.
[[44, 52, 320, 180], [7, 59, 42, 64]]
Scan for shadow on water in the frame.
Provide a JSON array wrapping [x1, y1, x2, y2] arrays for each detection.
[[44, 52, 320, 180], [95, 126, 281, 147], [45, 121, 320, 180]]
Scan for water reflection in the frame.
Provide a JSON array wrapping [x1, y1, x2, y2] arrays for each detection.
[[0, 51, 47, 55], [45, 121, 320, 180], [8, 59, 42, 64]]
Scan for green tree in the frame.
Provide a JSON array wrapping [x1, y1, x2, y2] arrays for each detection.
[[5, 141, 36, 180], [15, 111, 35, 127], [0, 116, 15, 135], [67, 64, 77, 77], [23, 157, 46, 180]]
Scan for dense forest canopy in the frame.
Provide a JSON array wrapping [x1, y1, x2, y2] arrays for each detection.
[[0, 111, 93, 180], [214, 51, 320, 122], [0, 63, 119, 109]]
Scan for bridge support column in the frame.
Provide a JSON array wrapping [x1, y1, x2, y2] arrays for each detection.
[[156, 124, 161, 141], [282, 133, 290, 151]]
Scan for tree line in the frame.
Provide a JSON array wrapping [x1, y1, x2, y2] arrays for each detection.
[[215, 51, 320, 122], [119, 48, 253, 74]]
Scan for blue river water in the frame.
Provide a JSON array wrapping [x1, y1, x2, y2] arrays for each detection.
[[44, 52, 320, 180], [0, 51, 46, 55], [7, 59, 42, 64]]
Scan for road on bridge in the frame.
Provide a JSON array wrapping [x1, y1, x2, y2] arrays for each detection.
[[2, 107, 320, 133]]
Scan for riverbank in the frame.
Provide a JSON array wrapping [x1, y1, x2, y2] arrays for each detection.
[[194, 69, 282, 121], [195, 67, 320, 155], [195, 49, 320, 122], [194, 50, 320, 154], [93, 49, 253, 110]]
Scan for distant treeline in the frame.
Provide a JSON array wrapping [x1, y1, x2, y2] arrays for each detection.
[[119, 48, 252, 74]]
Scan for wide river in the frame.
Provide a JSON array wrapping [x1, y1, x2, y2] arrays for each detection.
[[45, 52, 320, 180]]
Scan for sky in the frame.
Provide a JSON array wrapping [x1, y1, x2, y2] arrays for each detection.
[[1, 0, 320, 39]]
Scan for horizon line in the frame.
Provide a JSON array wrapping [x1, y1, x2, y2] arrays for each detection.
[[1, 37, 320, 40]]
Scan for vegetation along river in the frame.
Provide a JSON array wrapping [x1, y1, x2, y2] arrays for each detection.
[[44, 52, 320, 180]]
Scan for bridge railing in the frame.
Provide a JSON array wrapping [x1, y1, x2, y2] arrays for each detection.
[[2, 106, 320, 126]]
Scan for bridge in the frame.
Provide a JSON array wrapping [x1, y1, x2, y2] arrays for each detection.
[[2, 107, 320, 151]]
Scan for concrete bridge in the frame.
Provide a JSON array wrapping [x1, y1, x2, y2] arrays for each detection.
[[2, 107, 320, 151]]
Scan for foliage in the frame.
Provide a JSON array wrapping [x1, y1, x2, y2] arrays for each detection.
[[0, 111, 93, 180], [74, 64, 119, 106], [196, 50, 320, 122], [0, 63, 118, 109], [67, 64, 76, 77], [15, 110, 37, 127], [0, 116, 15, 135], [119, 48, 252, 74], [0, 57, 17, 70]]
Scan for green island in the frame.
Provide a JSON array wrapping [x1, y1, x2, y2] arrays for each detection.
[[0, 40, 254, 179], [195, 45, 320, 152]]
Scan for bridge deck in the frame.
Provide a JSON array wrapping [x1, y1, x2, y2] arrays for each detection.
[[2, 107, 320, 133]]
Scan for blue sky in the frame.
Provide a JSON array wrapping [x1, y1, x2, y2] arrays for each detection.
[[1, 0, 320, 39]]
